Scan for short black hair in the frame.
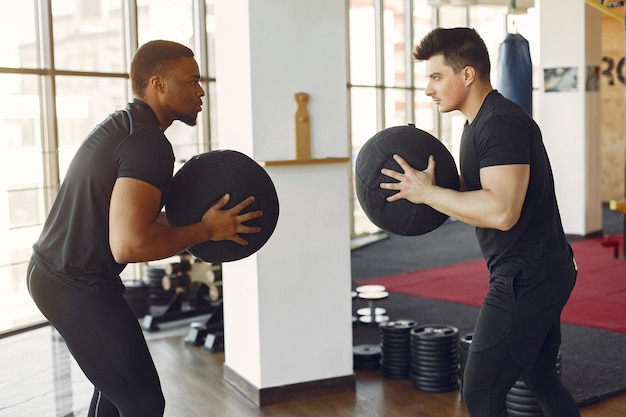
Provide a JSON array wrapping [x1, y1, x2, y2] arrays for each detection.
[[130, 40, 195, 98], [413, 27, 491, 82]]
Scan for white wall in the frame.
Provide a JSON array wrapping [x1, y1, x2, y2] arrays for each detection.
[[538, 0, 602, 236]]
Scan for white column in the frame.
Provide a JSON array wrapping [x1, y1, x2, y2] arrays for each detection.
[[214, 0, 354, 406], [538, 0, 602, 236]]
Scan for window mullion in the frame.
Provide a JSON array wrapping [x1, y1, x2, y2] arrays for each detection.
[[38, 0, 60, 212]]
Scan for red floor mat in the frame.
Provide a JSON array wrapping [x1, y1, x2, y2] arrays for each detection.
[[359, 236, 626, 334]]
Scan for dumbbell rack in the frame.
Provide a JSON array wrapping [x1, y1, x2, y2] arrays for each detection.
[[141, 255, 222, 332]]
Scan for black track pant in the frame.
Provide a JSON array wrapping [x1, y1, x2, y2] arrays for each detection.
[[27, 260, 165, 417], [462, 259, 580, 417], [462, 321, 580, 417]]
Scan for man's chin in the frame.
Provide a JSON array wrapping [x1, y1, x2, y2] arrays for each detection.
[[178, 115, 198, 127]]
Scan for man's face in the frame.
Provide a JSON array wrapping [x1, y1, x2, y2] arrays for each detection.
[[424, 54, 468, 114], [163, 57, 205, 126]]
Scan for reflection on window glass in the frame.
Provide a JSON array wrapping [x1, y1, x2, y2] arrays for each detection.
[[52, 0, 125, 72]]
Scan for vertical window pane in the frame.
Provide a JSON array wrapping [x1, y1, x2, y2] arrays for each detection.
[[55, 76, 129, 180], [350, 87, 379, 235], [137, 0, 195, 47], [384, 88, 410, 127], [137, 0, 201, 162], [414, 90, 434, 133], [439, 6, 467, 27], [206, 0, 217, 79], [166, 122, 204, 170], [0, 73, 46, 331], [349, 0, 376, 86], [207, 82, 219, 150], [52, 0, 126, 72], [0, 1, 39, 68], [412, 1, 433, 88], [383, 0, 407, 87], [469, 6, 508, 83], [351, 87, 378, 150]]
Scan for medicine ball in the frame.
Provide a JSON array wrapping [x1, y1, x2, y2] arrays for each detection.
[[355, 124, 459, 236], [165, 150, 279, 263]]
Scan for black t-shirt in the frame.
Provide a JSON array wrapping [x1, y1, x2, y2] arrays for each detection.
[[459, 90, 571, 273], [32, 99, 175, 293]]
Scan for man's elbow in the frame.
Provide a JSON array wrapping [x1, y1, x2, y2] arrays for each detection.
[[110, 238, 143, 264], [493, 210, 521, 232]]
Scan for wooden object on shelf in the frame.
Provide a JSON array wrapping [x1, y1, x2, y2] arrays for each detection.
[[294, 92, 311, 160]]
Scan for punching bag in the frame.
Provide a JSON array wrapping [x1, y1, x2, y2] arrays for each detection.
[[497, 33, 532, 115]]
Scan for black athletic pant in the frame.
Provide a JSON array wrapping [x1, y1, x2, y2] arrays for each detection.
[[462, 260, 580, 417], [27, 260, 165, 417], [463, 320, 580, 417]]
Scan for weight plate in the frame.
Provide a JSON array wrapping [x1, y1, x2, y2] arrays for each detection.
[[379, 319, 418, 331], [353, 344, 382, 360], [411, 324, 459, 340], [506, 392, 541, 406]]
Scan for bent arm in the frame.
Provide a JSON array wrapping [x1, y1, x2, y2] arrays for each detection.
[[424, 164, 529, 230], [109, 177, 210, 263], [381, 155, 529, 231]]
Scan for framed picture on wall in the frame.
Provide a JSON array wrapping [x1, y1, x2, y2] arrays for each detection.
[[544, 67, 578, 93]]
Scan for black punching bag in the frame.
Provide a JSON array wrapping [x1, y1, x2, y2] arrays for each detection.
[[498, 33, 532, 115]]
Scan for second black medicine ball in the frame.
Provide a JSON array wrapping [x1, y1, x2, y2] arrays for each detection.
[[165, 150, 279, 263], [355, 124, 460, 236]]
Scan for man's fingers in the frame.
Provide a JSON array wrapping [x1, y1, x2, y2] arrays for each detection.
[[239, 210, 263, 222], [211, 193, 231, 210], [232, 195, 256, 212]]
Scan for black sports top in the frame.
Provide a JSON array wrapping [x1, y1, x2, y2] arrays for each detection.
[[459, 90, 571, 273], [32, 99, 175, 293]]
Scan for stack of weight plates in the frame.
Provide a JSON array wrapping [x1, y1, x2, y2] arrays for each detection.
[[410, 324, 460, 392], [459, 332, 473, 395], [379, 319, 418, 379], [506, 350, 562, 417], [123, 279, 150, 318], [353, 344, 382, 371], [144, 265, 175, 306]]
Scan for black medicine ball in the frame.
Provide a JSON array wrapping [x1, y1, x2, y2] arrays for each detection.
[[165, 150, 279, 263], [355, 125, 459, 236]]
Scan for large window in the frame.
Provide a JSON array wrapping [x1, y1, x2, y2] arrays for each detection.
[[0, 0, 538, 334], [0, 0, 216, 334]]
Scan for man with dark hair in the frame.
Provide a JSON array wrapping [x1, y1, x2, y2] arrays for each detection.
[[27, 40, 262, 416], [381, 27, 580, 417]]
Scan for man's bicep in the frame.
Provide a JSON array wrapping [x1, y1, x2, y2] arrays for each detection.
[[109, 177, 162, 241], [480, 164, 529, 209]]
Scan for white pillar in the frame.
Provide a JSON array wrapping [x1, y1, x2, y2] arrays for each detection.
[[538, 0, 603, 236], [214, 0, 355, 406]]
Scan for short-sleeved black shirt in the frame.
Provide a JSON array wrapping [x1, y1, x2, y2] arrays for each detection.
[[459, 90, 571, 273], [32, 99, 175, 293]]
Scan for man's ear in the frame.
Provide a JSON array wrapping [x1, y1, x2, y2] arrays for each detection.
[[463, 66, 476, 85], [149, 76, 164, 92]]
